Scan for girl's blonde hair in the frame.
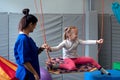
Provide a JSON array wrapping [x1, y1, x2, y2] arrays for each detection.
[[63, 26, 78, 40]]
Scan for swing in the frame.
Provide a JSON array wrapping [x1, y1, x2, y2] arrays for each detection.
[[33, 0, 104, 74], [45, 57, 97, 74]]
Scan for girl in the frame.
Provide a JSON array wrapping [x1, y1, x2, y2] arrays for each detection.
[[48, 26, 111, 75], [14, 8, 47, 80]]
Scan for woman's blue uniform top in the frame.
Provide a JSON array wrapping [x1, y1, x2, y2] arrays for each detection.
[[14, 34, 40, 80]]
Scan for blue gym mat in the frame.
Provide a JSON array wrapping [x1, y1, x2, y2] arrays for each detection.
[[85, 70, 120, 80]]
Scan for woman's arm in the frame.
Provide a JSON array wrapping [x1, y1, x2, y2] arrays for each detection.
[[38, 43, 50, 54], [38, 47, 44, 54], [24, 62, 40, 80]]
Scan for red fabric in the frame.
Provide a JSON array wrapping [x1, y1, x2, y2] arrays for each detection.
[[72, 56, 101, 69], [0, 56, 18, 80], [59, 58, 76, 70], [59, 57, 101, 70], [0, 60, 17, 80]]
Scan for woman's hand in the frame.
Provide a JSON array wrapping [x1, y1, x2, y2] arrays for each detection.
[[24, 62, 40, 80], [41, 43, 51, 51], [96, 39, 104, 44], [34, 73, 40, 80], [41, 43, 49, 49]]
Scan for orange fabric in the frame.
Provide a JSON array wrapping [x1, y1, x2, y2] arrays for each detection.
[[0, 56, 17, 71], [0, 67, 10, 80], [0, 56, 18, 80]]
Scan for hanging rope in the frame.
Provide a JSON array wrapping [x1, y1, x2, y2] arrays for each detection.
[[34, 0, 51, 61], [98, 0, 105, 56], [39, 0, 46, 43], [101, 0, 104, 39], [34, 0, 46, 42], [82, 0, 85, 56]]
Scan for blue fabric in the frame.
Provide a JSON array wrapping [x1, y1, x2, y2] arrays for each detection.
[[112, 2, 120, 23], [14, 34, 40, 80], [85, 70, 120, 80]]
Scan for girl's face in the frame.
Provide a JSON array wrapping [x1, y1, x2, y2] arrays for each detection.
[[68, 28, 78, 41]]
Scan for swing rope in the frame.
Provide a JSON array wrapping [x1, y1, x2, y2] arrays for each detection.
[[101, 0, 104, 39], [82, 0, 85, 56], [98, 0, 105, 56], [33, 0, 51, 61]]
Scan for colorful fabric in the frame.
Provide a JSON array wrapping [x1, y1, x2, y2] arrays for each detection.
[[0, 56, 18, 80], [46, 57, 97, 74], [112, 2, 120, 23]]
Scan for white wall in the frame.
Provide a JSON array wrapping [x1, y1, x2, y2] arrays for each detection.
[[0, 0, 116, 14], [0, 0, 86, 14], [91, 0, 115, 14]]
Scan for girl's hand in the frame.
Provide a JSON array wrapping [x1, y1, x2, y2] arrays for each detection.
[[96, 39, 104, 44]]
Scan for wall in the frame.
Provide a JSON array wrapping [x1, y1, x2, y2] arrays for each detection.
[[0, 0, 116, 14], [0, 0, 85, 14], [91, 0, 116, 14]]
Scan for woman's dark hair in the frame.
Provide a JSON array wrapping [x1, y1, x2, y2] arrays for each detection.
[[18, 8, 38, 31]]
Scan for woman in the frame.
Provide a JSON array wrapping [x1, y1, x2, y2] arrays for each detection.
[[14, 8, 47, 80]]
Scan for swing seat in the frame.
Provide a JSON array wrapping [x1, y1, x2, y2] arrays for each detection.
[[46, 57, 97, 74]]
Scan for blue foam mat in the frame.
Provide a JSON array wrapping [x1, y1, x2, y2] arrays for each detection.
[[85, 70, 120, 80]]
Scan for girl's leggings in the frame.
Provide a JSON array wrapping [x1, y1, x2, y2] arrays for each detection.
[[59, 56, 101, 70]]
